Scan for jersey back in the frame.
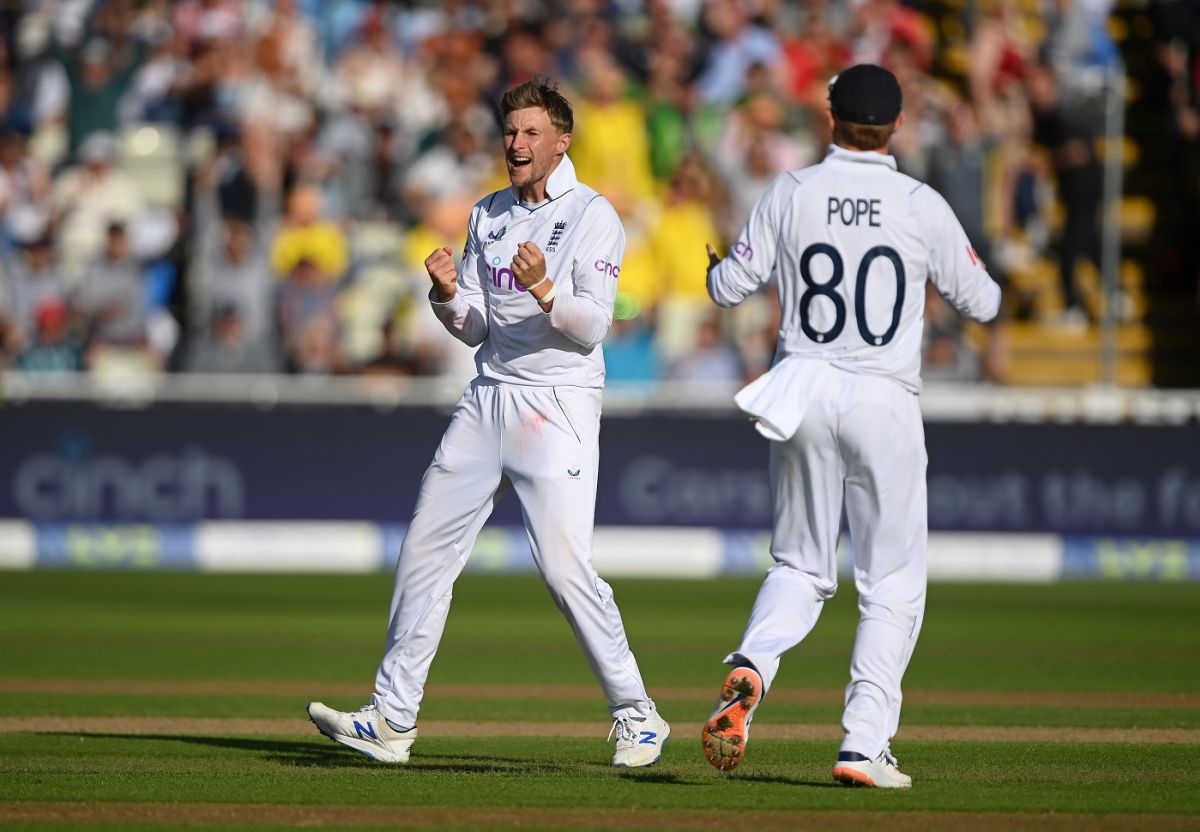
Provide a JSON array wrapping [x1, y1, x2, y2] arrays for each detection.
[[708, 146, 1000, 392]]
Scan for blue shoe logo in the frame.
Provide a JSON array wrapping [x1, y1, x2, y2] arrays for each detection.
[[639, 731, 657, 745], [354, 720, 378, 740]]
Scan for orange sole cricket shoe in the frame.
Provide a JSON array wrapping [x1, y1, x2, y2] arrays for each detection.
[[701, 665, 763, 771], [831, 751, 913, 788]]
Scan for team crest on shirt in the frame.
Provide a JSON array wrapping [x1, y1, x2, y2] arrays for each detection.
[[546, 221, 567, 253], [486, 226, 507, 245]]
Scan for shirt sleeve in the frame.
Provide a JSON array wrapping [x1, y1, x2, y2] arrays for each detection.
[[707, 173, 789, 308], [547, 196, 623, 349], [430, 204, 489, 347], [918, 187, 1002, 323]]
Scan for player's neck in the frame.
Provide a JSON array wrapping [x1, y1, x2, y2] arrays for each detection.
[[834, 141, 890, 156], [516, 157, 564, 204]]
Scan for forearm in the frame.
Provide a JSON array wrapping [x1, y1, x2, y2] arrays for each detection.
[[546, 288, 610, 349], [429, 289, 488, 346]]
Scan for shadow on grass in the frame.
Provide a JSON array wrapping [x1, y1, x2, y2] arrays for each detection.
[[729, 772, 843, 788], [45, 733, 584, 775]]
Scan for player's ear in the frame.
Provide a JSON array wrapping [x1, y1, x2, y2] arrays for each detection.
[[894, 112, 905, 133], [556, 130, 572, 155]]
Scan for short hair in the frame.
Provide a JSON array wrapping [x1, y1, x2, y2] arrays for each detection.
[[500, 76, 573, 134], [832, 118, 897, 152]]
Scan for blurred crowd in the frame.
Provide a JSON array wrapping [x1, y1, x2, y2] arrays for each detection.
[[0, 0, 1139, 388]]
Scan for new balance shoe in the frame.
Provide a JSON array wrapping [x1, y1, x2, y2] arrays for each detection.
[[306, 701, 417, 763], [702, 665, 763, 771], [610, 707, 670, 767], [832, 750, 912, 788]]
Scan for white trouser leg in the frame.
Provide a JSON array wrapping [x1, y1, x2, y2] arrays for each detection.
[[373, 382, 507, 726], [838, 378, 927, 759], [728, 398, 844, 694], [504, 385, 653, 719]]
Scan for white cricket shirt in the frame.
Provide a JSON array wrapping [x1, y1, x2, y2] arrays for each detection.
[[431, 154, 623, 388], [708, 145, 1002, 393]]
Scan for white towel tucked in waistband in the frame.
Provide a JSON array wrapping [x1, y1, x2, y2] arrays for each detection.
[[734, 356, 831, 442]]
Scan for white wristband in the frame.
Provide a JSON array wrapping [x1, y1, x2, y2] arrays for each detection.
[[527, 275, 550, 293], [538, 283, 557, 307]]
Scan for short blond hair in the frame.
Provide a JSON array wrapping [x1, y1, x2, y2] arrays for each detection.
[[500, 76, 574, 134]]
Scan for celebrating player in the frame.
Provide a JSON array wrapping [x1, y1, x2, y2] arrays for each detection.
[[308, 78, 669, 767], [700, 65, 1001, 787]]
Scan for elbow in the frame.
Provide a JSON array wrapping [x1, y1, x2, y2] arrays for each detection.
[[706, 274, 739, 308], [978, 285, 1002, 323]]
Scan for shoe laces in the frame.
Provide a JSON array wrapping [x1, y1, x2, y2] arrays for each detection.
[[607, 716, 638, 747], [880, 749, 900, 769]]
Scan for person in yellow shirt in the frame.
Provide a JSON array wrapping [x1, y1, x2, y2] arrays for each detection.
[[648, 154, 725, 359], [569, 57, 657, 220], [270, 183, 349, 280]]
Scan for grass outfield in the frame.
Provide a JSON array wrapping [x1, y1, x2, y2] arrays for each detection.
[[0, 572, 1198, 830]]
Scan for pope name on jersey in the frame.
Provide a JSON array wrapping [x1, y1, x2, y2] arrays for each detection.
[[708, 146, 1000, 392], [431, 153, 623, 388]]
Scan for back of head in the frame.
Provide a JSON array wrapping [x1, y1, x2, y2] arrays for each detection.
[[500, 76, 574, 134], [828, 64, 903, 152]]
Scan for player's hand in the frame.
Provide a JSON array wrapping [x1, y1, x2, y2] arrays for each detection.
[[706, 243, 721, 273], [425, 247, 457, 302], [511, 241, 547, 290]]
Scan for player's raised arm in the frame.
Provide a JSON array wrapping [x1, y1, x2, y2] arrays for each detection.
[[544, 197, 624, 349], [918, 188, 1002, 323], [706, 173, 789, 307], [429, 207, 489, 346]]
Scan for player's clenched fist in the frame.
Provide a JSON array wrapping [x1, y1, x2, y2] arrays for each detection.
[[425, 247, 458, 302], [511, 241, 547, 291]]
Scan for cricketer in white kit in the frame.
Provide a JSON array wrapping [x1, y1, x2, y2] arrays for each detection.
[[308, 78, 669, 767], [700, 65, 1001, 787]]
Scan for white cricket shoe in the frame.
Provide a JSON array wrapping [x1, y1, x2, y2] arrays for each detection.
[[306, 701, 417, 763], [832, 750, 913, 788], [610, 708, 670, 767]]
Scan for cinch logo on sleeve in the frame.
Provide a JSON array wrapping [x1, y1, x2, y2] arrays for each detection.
[[594, 259, 620, 278], [733, 240, 754, 260]]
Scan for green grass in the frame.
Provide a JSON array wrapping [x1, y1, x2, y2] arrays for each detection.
[[1, 572, 1199, 829]]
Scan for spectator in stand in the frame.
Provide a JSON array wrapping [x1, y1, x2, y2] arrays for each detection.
[[63, 35, 148, 154], [17, 298, 81, 373], [649, 154, 725, 360], [51, 132, 144, 281], [569, 55, 657, 220], [76, 222, 154, 366], [185, 152, 280, 374], [402, 118, 496, 225], [0, 235, 67, 364], [696, 0, 785, 106], [276, 257, 341, 375], [1029, 61, 1103, 324], [666, 310, 743, 384], [0, 128, 52, 245], [270, 182, 349, 283]]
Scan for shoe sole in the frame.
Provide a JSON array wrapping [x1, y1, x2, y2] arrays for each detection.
[[306, 706, 410, 764], [831, 764, 912, 789], [832, 765, 875, 786], [702, 667, 762, 771]]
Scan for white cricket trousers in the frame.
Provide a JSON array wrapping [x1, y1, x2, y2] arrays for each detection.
[[373, 378, 653, 726], [729, 369, 927, 761]]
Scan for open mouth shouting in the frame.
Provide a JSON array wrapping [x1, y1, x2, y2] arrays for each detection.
[[508, 154, 533, 172]]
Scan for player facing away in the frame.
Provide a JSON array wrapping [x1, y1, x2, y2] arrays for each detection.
[[700, 65, 1001, 787], [307, 78, 669, 766]]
